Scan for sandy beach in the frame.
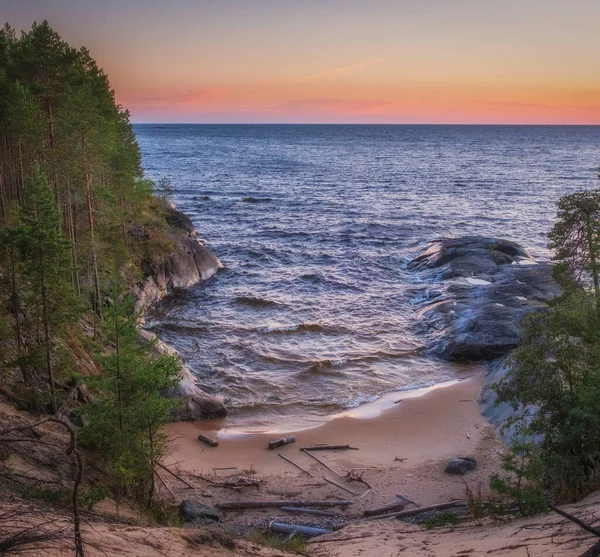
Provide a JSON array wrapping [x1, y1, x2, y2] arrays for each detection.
[[163, 371, 504, 512]]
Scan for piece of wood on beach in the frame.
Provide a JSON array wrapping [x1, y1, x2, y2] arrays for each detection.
[[366, 500, 467, 521], [302, 449, 342, 478], [324, 477, 360, 496], [213, 467, 237, 472], [278, 453, 314, 477], [155, 461, 195, 489], [364, 501, 409, 517], [268, 435, 295, 450], [217, 499, 351, 510], [280, 507, 340, 517], [198, 433, 218, 447], [269, 522, 331, 537], [154, 471, 175, 499], [300, 445, 358, 451]]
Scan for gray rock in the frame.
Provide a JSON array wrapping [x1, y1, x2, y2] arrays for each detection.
[[175, 393, 228, 421], [408, 236, 560, 362], [180, 500, 220, 522], [445, 457, 477, 475], [161, 200, 196, 237]]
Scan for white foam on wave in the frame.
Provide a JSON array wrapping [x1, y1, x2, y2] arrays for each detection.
[[465, 277, 491, 285], [512, 260, 538, 266]]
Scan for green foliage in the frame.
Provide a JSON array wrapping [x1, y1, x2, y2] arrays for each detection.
[[489, 443, 546, 516], [419, 510, 461, 529], [247, 530, 310, 555], [495, 291, 600, 501], [548, 190, 600, 297], [10, 478, 106, 510], [80, 288, 181, 504]]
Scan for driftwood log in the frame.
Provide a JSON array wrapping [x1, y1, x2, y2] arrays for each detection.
[[217, 500, 351, 510], [280, 507, 340, 517], [300, 445, 358, 451], [366, 500, 467, 521], [364, 501, 409, 516], [268, 436, 295, 449], [198, 434, 218, 447], [269, 522, 331, 537]]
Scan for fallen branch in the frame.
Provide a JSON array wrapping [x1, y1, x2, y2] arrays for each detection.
[[154, 471, 175, 499], [548, 503, 600, 537], [580, 540, 600, 557], [155, 461, 194, 489], [324, 477, 359, 496], [302, 450, 342, 477], [217, 499, 351, 510], [0, 416, 85, 557], [278, 453, 313, 477], [345, 470, 372, 489], [300, 445, 358, 451], [364, 501, 408, 517], [280, 507, 339, 517], [366, 500, 467, 521]]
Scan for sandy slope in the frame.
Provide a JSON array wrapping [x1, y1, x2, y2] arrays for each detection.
[[309, 492, 600, 556]]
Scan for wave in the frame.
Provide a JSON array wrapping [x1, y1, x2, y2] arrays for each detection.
[[242, 196, 271, 203], [234, 295, 280, 308], [146, 323, 209, 334], [258, 322, 330, 334]]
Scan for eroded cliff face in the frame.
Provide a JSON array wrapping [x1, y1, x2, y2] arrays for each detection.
[[134, 202, 227, 421]]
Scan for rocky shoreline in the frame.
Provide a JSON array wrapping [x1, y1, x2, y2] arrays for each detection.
[[144, 217, 560, 435], [134, 201, 227, 421], [407, 236, 560, 440]]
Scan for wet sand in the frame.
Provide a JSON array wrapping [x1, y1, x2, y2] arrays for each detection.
[[164, 372, 504, 508]]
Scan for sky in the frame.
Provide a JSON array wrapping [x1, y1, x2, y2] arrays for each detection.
[[2, 0, 600, 124]]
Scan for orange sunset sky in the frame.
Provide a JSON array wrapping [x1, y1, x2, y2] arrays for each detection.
[[3, 0, 600, 124]]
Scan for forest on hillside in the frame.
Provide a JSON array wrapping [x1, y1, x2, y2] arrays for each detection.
[[0, 21, 181, 525]]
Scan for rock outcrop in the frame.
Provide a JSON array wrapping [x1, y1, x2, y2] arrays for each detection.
[[408, 236, 561, 444], [133, 201, 223, 311], [134, 202, 227, 421], [408, 236, 560, 362]]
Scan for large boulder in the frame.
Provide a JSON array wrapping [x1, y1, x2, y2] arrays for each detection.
[[408, 237, 560, 362]]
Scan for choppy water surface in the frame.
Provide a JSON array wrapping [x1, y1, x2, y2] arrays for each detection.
[[135, 125, 600, 427]]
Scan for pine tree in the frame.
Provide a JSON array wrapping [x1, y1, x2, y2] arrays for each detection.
[[80, 288, 180, 504], [548, 190, 600, 301], [16, 165, 80, 411]]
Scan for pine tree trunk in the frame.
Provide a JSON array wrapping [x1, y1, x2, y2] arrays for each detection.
[[82, 134, 101, 319], [585, 214, 600, 301], [35, 204, 57, 413], [8, 245, 28, 384], [114, 301, 124, 433]]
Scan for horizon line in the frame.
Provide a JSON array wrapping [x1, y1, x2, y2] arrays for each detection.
[[131, 122, 600, 126]]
